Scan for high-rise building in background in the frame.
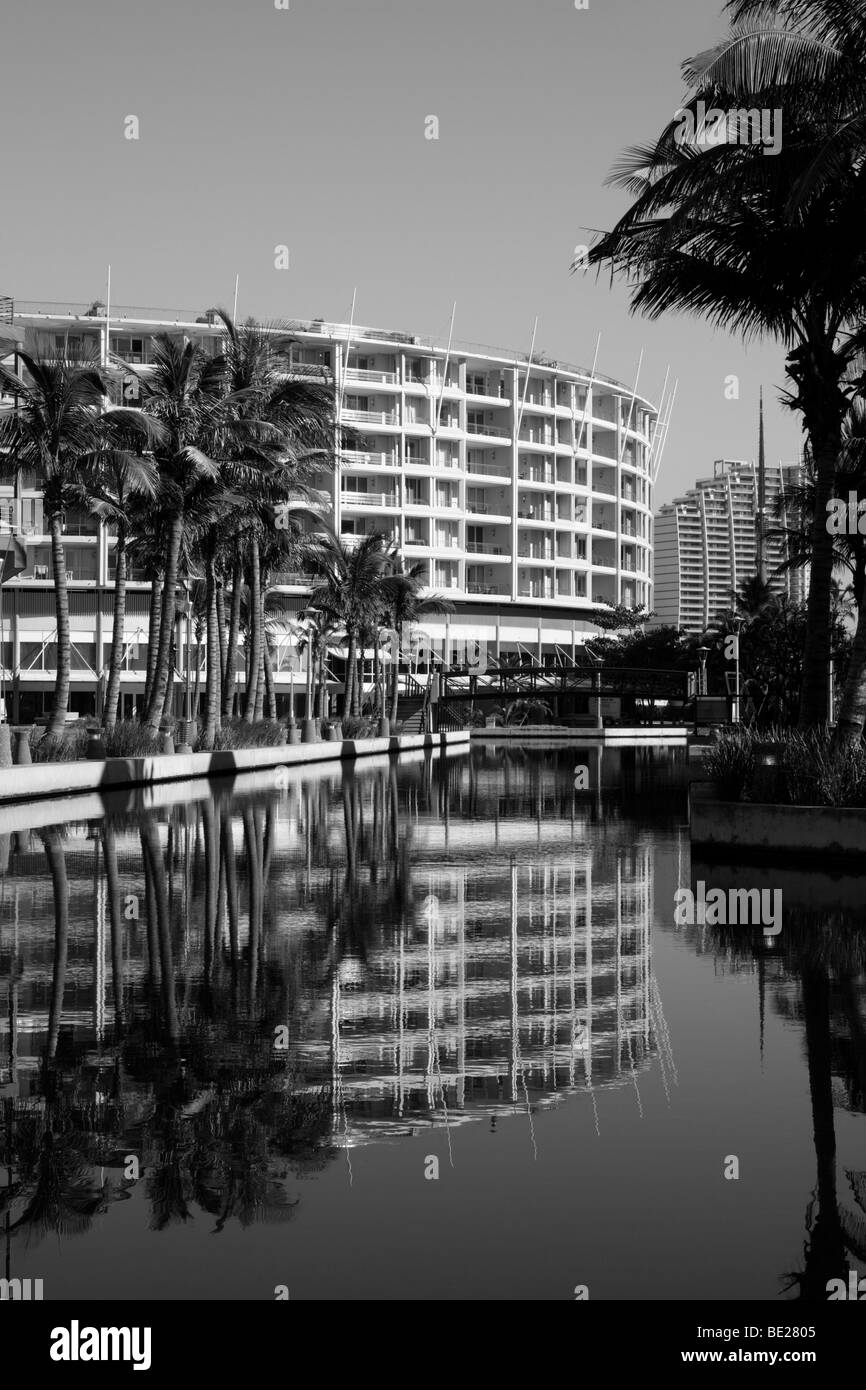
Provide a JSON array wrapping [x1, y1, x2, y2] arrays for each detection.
[[0, 298, 660, 720], [652, 458, 804, 633]]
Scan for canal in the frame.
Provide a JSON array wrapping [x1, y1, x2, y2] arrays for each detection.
[[1, 742, 863, 1300]]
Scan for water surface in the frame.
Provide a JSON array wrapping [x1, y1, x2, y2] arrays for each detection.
[[1, 742, 864, 1301]]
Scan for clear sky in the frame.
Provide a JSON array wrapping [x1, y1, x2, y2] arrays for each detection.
[[0, 0, 803, 504]]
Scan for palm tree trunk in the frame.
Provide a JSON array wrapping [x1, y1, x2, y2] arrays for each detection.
[[833, 599, 866, 743], [344, 630, 356, 718], [144, 575, 163, 713], [305, 642, 314, 720], [46, 515, 71, 738], [373, 640, 381, 718], [244, 538, 262, 722], [202, 560, 221, 750], [799, 435, 841, 729], [316, 652, 326, 719], [353, 650, 363, 716], [144, 513, 183, 733], [389, 622, 402, 723], [263, 643, 277, 721], [223, 559, 242, 718], [162, 630, 176, 724], [215, 578, 227, 698], [103, 525, 127, 731], [253, 646, 266, 722]]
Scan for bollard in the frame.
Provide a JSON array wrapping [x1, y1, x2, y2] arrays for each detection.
[[378, 716, 390, 739], [13, 730, 31, 765], [0, 724, 11, 769], [302, 719, 317, 743]]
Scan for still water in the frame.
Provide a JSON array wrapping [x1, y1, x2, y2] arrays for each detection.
[[1, 742, 864, 1301]]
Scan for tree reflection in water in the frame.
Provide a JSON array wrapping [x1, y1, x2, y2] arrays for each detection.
[[709, 913, 866, 1300]]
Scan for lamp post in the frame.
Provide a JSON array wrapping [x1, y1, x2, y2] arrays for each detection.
[[697, 645, 710, 698]]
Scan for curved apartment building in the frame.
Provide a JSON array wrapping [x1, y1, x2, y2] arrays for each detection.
[[0, 300, 658, 716]]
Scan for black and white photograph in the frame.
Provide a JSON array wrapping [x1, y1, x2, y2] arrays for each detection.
[[0, 0, 864, 1364]]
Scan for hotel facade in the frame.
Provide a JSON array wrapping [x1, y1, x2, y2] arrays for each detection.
[[653, 458, 804, 633], [0, 298, 658, 719]]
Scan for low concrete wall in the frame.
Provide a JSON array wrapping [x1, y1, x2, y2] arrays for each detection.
[[0, 730, 470, 807], [471, 726, 689, 744], [690, 797, 866, 861]]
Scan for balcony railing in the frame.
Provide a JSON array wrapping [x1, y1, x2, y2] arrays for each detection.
[[465, 460, 509, 479], [467, 421, 510, 438], [344, 367, 398, 385], [518, 551, 553, 562], [466, 541, 504, 556], [466, 582, 499, 595], [341, 491, 399, 508], [518, 585, 553, 600], [341, 450, 400, 468], [518, 509, 553, 522], [341, 408, 399, 426]]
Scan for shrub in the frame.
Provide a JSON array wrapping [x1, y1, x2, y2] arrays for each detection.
[[779, 728, 866, 808], [212, 718, 287, 751], [103, 721, 162, 758], [703, 727, 758, 801], [340, 715, 374, 739], [30, 726, 90, 763]]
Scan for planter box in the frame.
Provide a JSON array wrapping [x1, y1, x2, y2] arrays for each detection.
[[690, 796, 866, 862]]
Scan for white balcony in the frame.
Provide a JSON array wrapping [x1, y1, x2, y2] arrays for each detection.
[[340, 491, 399, 508], [341, 408, 399, 427], [341, 449, 399, 468], [466, 541, 507, 557], [344, 367, 399, 386], [467, 421, 510, 439], [465, 460, 509, 480]]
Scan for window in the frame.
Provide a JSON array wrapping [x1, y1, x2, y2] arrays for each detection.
[[54, 334, 83, 358], [467, 373, 486, 395], [113, 335, 146, 363]]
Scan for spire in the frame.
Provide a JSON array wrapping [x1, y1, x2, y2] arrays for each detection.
[[756, 387, 766, 583]]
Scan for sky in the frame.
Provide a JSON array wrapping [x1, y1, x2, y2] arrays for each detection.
[[0, 0, 803, 505]]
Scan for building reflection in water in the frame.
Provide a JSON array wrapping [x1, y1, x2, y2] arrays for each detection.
[[0, 746, 677, 1255]]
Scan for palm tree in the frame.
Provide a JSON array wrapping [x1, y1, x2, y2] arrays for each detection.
[[129, 336, 233, 735], [0, 353, 158, 736], [307, 528, 389, 717], [380, 552, 455, 724], [79, 444, 159, 730], [296, 609, 343, 722], [585, 6, 866, 727], [215, 312, 335, 724]]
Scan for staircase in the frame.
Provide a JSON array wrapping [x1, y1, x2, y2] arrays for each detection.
[[398, 694, 427, 735]]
